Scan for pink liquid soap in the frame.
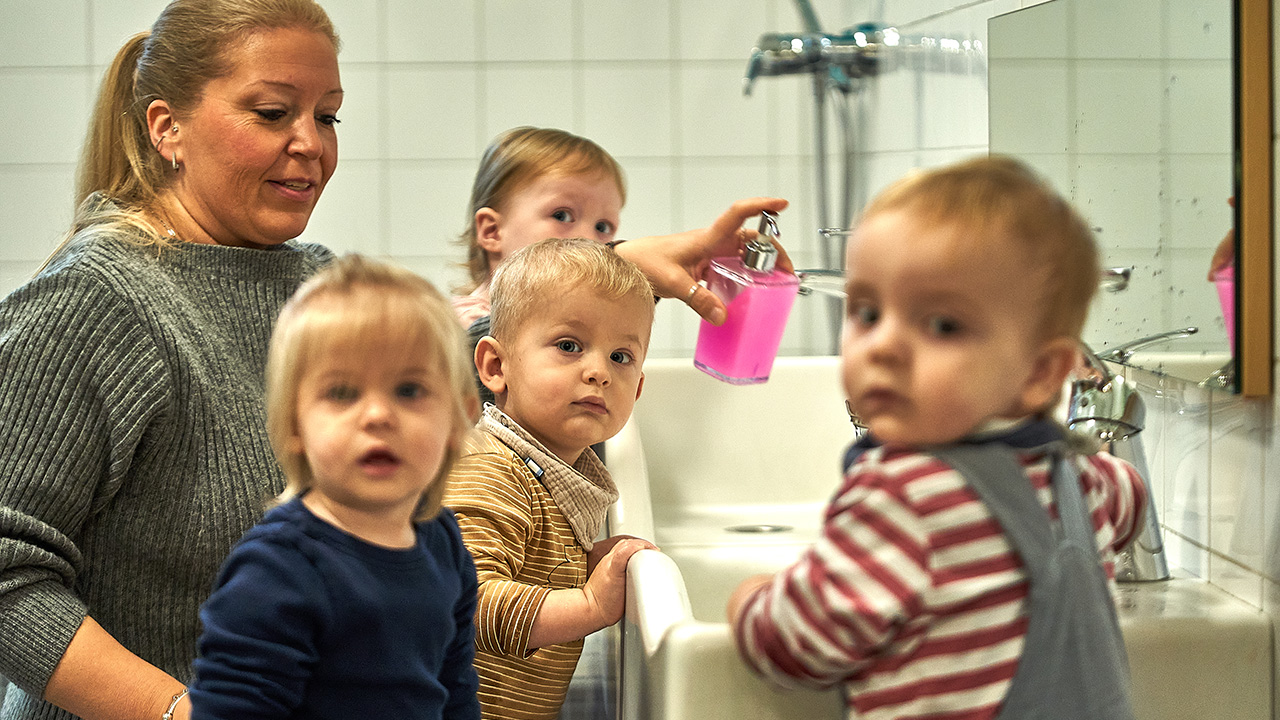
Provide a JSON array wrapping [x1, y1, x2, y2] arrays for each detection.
[[694, 256, 799, 385], [1213, 264, 1235, 348]]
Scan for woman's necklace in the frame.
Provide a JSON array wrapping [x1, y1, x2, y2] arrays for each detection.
[[157, 216, 180, 242]]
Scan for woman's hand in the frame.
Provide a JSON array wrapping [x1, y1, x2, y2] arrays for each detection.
[[615, 197, 790, 325], [1207, 196, 1235, 281]]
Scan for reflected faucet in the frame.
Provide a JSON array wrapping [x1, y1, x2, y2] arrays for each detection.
[[1067, 343, 1170, 582], [1096, 326, 1198, 365]]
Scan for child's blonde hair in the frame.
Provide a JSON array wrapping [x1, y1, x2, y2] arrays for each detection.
[[457, 127, 627, 293], [266, 255, 477, 521], [860, 154, 1100, 341], [488, 238, 655, 344]]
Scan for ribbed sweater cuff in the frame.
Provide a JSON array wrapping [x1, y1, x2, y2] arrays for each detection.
[[0, 578, 88, 693]]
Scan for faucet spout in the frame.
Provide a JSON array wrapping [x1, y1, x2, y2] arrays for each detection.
[[1068, 342, 1170, 581], [1097, 326, 1199, 364], [795, 268, 846, 299]]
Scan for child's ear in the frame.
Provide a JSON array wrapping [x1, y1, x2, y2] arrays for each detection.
[[475, 335, 508, 396], [1016, 336, 1081, 416], [635, 372, 644, 401], [474, 207, 503, 254]]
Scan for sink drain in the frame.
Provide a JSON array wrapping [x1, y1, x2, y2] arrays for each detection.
[[725, 524, 794, 534]]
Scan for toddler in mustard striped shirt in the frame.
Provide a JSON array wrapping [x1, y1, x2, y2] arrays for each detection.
[[445, 237, 658, 720]]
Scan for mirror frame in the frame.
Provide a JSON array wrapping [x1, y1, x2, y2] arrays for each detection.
[[1237, 0, 1273, 396]]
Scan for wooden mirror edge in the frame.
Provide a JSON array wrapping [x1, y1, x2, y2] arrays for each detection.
[[1238, 0, 1273, 397]]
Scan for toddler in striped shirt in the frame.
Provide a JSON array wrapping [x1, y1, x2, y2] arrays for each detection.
[[728, 156, 1145, 720], [445, 238, 659, 720]]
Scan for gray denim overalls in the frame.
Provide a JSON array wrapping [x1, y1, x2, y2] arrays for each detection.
[[931, 438, 1136, 720]]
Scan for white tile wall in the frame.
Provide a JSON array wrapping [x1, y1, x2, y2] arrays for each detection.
[[0, 166, 77, 263], [0, 69, 94, 165], [0, 1, 89, 67], [581, 1, 673, 62], [580, 65, 676, 158], [385, 1, 478, 63]]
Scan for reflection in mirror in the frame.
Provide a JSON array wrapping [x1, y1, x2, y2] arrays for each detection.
[[988, 0, 1235, 388]]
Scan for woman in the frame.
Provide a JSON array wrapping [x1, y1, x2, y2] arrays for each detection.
[[0, 3, 341, 719], [0, 2, 784, 719]]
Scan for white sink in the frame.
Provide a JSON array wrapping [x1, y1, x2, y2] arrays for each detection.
[[607, 357, 1271, 720], [1120, 350, 1232, 383]]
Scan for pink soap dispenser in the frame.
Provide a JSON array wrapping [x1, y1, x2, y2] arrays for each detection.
[[694, 211, 800, 385]]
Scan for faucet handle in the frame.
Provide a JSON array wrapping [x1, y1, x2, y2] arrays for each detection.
[[1100, 266, 1132, 293], [743, 50, 763, 95]]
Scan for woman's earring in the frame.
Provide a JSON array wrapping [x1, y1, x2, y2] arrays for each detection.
[[170, 124, 179, 171]]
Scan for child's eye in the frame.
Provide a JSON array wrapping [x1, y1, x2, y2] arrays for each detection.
[[926, 315, 962, 336], [324, 384, 358, 402], [552, 209, 575, 223], [610, 350, 634, 365], [595, 220, 616, 236], [556, 339, 582, 353], [848, 300, 879, 327], [395, 382, 426, 399]]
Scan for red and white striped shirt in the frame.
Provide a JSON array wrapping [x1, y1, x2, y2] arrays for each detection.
[[733, 444, 1146, 720]]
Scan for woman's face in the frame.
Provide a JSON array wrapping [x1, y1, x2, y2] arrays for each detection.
[[166, 27, 342, 248]]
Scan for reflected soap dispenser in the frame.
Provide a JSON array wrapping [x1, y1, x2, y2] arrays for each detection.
[[694, 211, 800, 385]]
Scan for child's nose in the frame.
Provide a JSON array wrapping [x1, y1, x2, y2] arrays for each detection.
[[360, 395, 395, 426], [582, 354, 612, 386], [864, 317, 907, 362]]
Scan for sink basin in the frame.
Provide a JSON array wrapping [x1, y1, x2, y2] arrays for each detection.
[[1116, 578, 1272, 720], [1120, 351, 1232, 383], [606, 356, 1272, 720]]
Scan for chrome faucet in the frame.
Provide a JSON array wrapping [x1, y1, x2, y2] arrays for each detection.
[[1067, 343, 1170, 581], [1095, 326, 1198, 365], [744, 4, 987, 354], [794, 268, 846, 299], [743, 26, 884, 95], [743, 24, 987, 94]]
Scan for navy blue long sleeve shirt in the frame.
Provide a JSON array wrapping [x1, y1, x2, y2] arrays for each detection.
[[190, 497, 480, 720]]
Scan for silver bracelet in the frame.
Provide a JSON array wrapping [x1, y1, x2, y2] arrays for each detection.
[[162, 689, 189, 720]]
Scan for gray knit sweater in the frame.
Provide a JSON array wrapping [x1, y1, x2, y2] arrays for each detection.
[[0, 207, 332, 720]]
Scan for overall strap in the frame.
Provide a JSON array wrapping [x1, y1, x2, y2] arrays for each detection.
[[930, 441, 1066, 577], [931, 440, 1135, 720], [1050, 448, 1100, 549]]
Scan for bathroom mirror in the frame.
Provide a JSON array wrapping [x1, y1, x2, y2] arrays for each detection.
[[988, 0, 1272, 396]]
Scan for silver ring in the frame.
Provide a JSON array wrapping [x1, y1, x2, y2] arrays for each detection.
[[685, 283, 700, 301]]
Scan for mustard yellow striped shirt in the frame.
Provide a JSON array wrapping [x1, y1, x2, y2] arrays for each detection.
[[445, 431, 587, 720]]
